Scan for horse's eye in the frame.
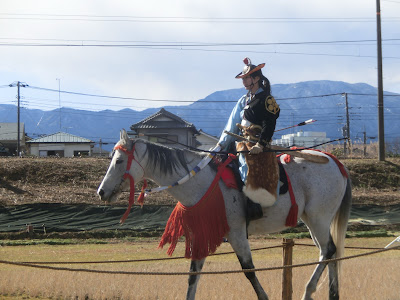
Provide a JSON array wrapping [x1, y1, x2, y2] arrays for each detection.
[[116, 159, 124, 164]]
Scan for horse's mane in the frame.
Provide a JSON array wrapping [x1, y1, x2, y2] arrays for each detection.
[[134, 139, 199, 175]]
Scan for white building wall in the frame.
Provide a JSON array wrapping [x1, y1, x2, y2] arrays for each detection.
[[29, 143, 91, 157], [274, 131, 329, 149], [64, 144, 91, 157], [196, 134, 219, 150], [29, 145, 39, 156]]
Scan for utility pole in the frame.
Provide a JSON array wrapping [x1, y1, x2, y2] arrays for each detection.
[[9, 81, 28, 156], [56, 78, 62, 131], [345, 93, 351, 155], [17, 82, 20, 156], [363, 129, 367, 157], [376, 0, 385, 161], [290, 113, 295, 134], [342, 93, 350, 156]]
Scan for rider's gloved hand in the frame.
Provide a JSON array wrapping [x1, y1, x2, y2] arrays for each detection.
[[249, 142, 264, 155]]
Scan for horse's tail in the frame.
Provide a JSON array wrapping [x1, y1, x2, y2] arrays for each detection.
[[330, 173, 352, 274]]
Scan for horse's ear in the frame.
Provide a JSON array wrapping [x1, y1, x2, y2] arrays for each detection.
[[120, 129, 129, 143]]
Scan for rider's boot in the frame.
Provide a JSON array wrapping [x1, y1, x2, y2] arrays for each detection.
[[246, 197, 263, 221]]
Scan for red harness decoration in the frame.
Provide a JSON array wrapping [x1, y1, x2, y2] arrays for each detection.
[[158, 154, 236, 260], [114, 144, 147, 224], [213, 155, 239, 190], [275, 155, 298, 227], [279, 148, 348, 227], [282, 165, 297, 227]]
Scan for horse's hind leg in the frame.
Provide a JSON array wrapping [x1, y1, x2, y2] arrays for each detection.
[[186, 259, 205, 300], [327, 249, 339, 300], [228, 231, 269, 300], [302, 218, 338, 300]]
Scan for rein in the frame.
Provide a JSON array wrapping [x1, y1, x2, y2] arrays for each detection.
[[114, 144, 147, 224], [144, 145, 222, 194]]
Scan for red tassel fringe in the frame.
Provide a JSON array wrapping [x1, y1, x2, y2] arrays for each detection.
[[159, 154, 235, 260], [285, 202, 298, 227], [159, 179, 230, 260], [137, 179, 148, 208]]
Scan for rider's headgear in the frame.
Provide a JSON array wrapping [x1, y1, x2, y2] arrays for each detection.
[[235, 57, 265, 79]]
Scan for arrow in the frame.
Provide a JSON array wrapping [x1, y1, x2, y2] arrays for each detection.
[[223, 130, 329, 163], [275, 119, 316, 132]]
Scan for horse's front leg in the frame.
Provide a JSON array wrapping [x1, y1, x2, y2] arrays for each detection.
[[186, 259, 206, 300], [229, 231, 269, 300]]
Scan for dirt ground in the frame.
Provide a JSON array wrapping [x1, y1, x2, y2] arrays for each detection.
[[0, 156, 399, 207]]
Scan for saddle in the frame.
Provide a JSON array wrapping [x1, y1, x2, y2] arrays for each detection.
[[236, 141, 280, 207]]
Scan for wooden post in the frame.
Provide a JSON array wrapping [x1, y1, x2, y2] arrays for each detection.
[[26, 224, 34, 237], [282, 238, 294, 300]]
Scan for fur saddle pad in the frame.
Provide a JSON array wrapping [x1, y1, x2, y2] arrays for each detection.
[[237, 142, 280, 207]]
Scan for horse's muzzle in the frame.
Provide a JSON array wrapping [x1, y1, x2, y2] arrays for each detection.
[[97, 187, 118, 203], [97, 188, 108, 201], [97, 188, 113, 202], [98, 189, 105, 197]]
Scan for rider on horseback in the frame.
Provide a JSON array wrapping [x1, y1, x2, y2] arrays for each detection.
[[217, 57, 280, 221]]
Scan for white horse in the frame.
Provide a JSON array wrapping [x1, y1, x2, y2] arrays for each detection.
[[97, 130, 352, 300]]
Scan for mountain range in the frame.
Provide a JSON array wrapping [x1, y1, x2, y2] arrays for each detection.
[[1, 80, 398, 151]]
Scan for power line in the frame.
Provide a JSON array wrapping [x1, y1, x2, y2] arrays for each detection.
[[26, 86, 199, 103], [143, 47, 400, 59], [382, 0, 400, 3], [24, 85, 400, 104], [1, 37, 400, 45], [1, 43, 399, 60], [1, 13, 400, 23], [6, 83, 399, 121], [1, 38, 400, 47]]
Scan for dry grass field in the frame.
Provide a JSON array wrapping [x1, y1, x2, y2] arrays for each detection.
[[0, 237, 399, 300], [0, 156, 399, 207]]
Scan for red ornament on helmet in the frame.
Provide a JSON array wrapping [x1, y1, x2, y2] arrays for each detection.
[[235, 57, 265, 79]]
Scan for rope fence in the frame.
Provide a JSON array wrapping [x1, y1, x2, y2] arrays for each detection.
[[2, 239, 399, 300], [1, 242, 398, 276], [2, 243, 395, 266], [14, 245, 283, 265]]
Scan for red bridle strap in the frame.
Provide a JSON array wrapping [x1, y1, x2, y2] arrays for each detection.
[[114, 144, 147, 224]]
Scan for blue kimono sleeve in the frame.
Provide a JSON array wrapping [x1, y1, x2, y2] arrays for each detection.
[[218, 95, 246, 151]]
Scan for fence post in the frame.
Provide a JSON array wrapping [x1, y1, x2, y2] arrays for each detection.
[[282, 238, 294, 300]]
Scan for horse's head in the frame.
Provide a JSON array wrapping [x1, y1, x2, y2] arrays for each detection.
[[97, 129, 145, 203]]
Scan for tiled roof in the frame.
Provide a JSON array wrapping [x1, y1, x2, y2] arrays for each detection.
[[130, 108, 197, 131], [27, 132, 94, 143], [198, 129, 218, 140]]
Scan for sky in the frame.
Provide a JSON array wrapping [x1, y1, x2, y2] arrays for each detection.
[[0, 0, 399, 112]]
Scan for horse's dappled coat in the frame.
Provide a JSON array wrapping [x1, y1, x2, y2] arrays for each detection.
[[97, 131, 352, 300]]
